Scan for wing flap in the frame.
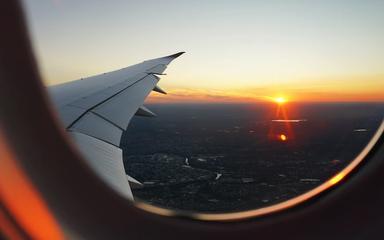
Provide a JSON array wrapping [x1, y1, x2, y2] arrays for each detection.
[[91, 74, 158, 130], [70, 132, 133, 199], [67, 74, 158, 145], [70, 112, 123, 146]]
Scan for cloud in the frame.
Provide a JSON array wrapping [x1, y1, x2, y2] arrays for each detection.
[[146, 88, 270, 103]]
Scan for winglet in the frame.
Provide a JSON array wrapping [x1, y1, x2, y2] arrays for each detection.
[[164, 52, 185, 59]]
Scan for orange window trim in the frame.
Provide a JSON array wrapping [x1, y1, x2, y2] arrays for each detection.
[[0, 131, 64, 240]]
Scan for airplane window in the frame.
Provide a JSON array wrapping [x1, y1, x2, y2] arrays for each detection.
[[22, 1, 384, 218]]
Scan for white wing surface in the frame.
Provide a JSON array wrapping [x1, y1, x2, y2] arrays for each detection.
[[47, 52, 184, 199]]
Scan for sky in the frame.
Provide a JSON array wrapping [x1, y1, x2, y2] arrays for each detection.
[[23, 0, 384, 103]]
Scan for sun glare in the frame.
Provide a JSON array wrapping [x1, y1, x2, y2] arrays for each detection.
[[279, 134, 287, 141], [274, 97, 286, 104]]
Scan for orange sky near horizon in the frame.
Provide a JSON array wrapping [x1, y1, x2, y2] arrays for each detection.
[[147, 74, 384, 104], [147, 87, 384, 104]]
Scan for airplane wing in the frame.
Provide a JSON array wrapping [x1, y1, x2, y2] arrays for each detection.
[[47, 52, 184, 200]]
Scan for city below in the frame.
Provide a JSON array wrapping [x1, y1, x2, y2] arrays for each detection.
[[122, 102, 383, 212]]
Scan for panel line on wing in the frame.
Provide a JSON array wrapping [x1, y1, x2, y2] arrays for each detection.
[[69, 112, 123, 147], [66, 73, 151, 129], [90, 111, 125, 131]]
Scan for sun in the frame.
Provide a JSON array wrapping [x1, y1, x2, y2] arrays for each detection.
[[279, 134, 287, 141], [274, 97, 286, 104]]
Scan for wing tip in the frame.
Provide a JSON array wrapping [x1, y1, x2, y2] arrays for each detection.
[[164, 51, 185, 59]]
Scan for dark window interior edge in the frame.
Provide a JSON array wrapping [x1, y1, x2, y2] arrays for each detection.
[[1, 1, 384, 239]]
